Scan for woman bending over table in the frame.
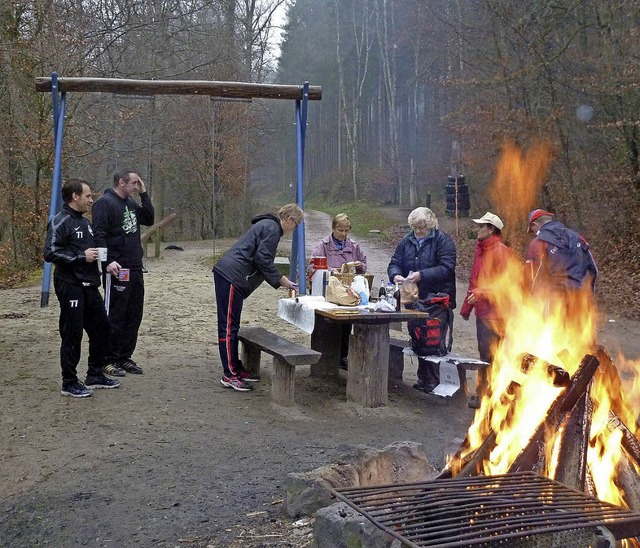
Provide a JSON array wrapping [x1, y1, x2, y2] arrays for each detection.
[[213, 204, 303, 392]]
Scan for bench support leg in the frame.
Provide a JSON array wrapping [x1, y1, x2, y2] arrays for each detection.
[[241, 344, 261, 376], [272, 357, 295, 406], [388, 346, 405, 387]]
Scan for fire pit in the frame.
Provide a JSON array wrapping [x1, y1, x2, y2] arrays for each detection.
[[330, 471, 640, 547]]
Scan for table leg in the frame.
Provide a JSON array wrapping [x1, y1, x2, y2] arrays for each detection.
[[310, 315, 341, 378], [347, 323, 390, 407]]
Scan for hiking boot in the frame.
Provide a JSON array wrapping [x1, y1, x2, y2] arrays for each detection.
[[238, 370, 261, 383], [339, 357, 349, 371], [103, 363, 126, 377], [85, 374, 121, 389], [61, 381, 93, 398], [220, 375, 253, 392], [468, 395, 481, 409], [413, 381, 436, 393], [116, 359, 143, 375]]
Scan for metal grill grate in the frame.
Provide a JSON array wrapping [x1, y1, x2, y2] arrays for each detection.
[[330, 471, 640, 547]]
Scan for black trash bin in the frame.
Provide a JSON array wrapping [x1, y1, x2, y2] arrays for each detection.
[[445, 175, 470, 217]]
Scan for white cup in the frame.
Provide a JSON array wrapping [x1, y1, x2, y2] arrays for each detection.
[[97, 247, 108, 261]]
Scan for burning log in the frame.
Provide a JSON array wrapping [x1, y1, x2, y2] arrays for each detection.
[[441, 381, 522, 479], [457, 430, 497, 478], [615, 455, 640, 512], [553, 390, 592, 491], [509, 354, 600, 474], [608, 411, 640, 469], [520, 353, 571, 387]]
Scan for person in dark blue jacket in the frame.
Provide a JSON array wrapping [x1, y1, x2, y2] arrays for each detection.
[[44, 179, 121, 397], [526, 209, 598, 295], [213, 204, 303, 392], [387, 207, 457, 393], [388, 207, 457, 304]]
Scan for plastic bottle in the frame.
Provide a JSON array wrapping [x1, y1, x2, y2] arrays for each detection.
[[352, 275, 369, 305], [385, 282, 395, 306]]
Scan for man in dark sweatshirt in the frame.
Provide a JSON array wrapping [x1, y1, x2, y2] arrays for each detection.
[[92, 169, 155, 376], [213, 204, 302, 391], [44, 179, 121, 397]]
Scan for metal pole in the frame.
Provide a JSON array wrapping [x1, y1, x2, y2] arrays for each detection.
[[292, 82, 309, 294], [41, 73, 66, 307]]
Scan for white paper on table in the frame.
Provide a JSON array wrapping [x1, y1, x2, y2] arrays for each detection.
[[431, 360, 461, 397], [277, 296, 337, 334]]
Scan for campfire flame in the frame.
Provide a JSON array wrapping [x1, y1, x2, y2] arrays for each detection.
[[449, 141, 640, 517]]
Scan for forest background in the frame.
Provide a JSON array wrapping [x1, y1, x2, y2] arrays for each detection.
[[1, 0, 639, 317]]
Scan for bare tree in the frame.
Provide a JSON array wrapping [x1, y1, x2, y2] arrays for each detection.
[[335, 0, 374, 199], [374, 0, 401, 204]]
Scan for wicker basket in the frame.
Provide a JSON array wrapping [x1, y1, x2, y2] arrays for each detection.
[[332, 272, 354, 286], [332, 272, 374, 292]]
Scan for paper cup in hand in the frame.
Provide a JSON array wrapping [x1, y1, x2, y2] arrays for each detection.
[[97, 247, 108, 261]]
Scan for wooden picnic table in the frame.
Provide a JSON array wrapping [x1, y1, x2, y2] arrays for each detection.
[[309, 307, 427, 407]]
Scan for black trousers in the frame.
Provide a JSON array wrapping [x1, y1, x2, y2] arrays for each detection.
[[475, 317, 502, 395], [54, 278, 110, 384], [104, 268, 144, 363], [213, 271, 245, 378]]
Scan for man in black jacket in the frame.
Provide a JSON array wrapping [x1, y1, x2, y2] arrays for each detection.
[[92, 169, 155, 376], [44, 179, 121, 397], [213, 204, 302, 391]]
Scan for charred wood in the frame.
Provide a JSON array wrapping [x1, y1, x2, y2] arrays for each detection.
[[554, 390, 592, 491], [509, 354, 599, 473], [457, 430, 497, 477], [520, 353, 570, 387], [608, 411, 640, 469], [446, 381, 522, 478], [615, 455, 640, 512]]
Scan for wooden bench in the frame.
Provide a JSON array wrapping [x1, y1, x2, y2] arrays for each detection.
[[396, 345, 490, 404], [238, 327, 321, 406]]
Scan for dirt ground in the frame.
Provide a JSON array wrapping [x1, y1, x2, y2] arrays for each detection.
[[1, 210, 639, 547]]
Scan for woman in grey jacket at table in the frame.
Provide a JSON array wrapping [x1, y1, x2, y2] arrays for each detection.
[[213, 204, 303, 392]]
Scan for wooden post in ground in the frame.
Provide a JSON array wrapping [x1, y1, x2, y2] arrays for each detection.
[[141, 213, 177, 258]]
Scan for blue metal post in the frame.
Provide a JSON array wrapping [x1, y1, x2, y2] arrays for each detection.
[[41, 73, 67, 307], [291, 82, 309, 294]]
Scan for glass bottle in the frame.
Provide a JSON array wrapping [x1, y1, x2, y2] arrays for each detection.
[[394, 281, 402, 312]]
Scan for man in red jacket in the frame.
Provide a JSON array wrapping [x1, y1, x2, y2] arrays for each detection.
[[460, 212, 510, 408]]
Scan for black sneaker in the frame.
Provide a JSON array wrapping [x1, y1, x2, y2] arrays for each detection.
[[413, 382, 436, 393], [85, 374, 121, 389], [61, 381, 93, 398], [116, 359, 143, 375], [103, 363, 126, 377], [339, 357, 349, 371]]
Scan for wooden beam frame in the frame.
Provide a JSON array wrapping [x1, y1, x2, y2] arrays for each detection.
[[39, 73, 319, 307], [35, 76, 322, 101]]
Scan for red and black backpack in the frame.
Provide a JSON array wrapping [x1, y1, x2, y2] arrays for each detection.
[[407, 293, 453, 356]]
